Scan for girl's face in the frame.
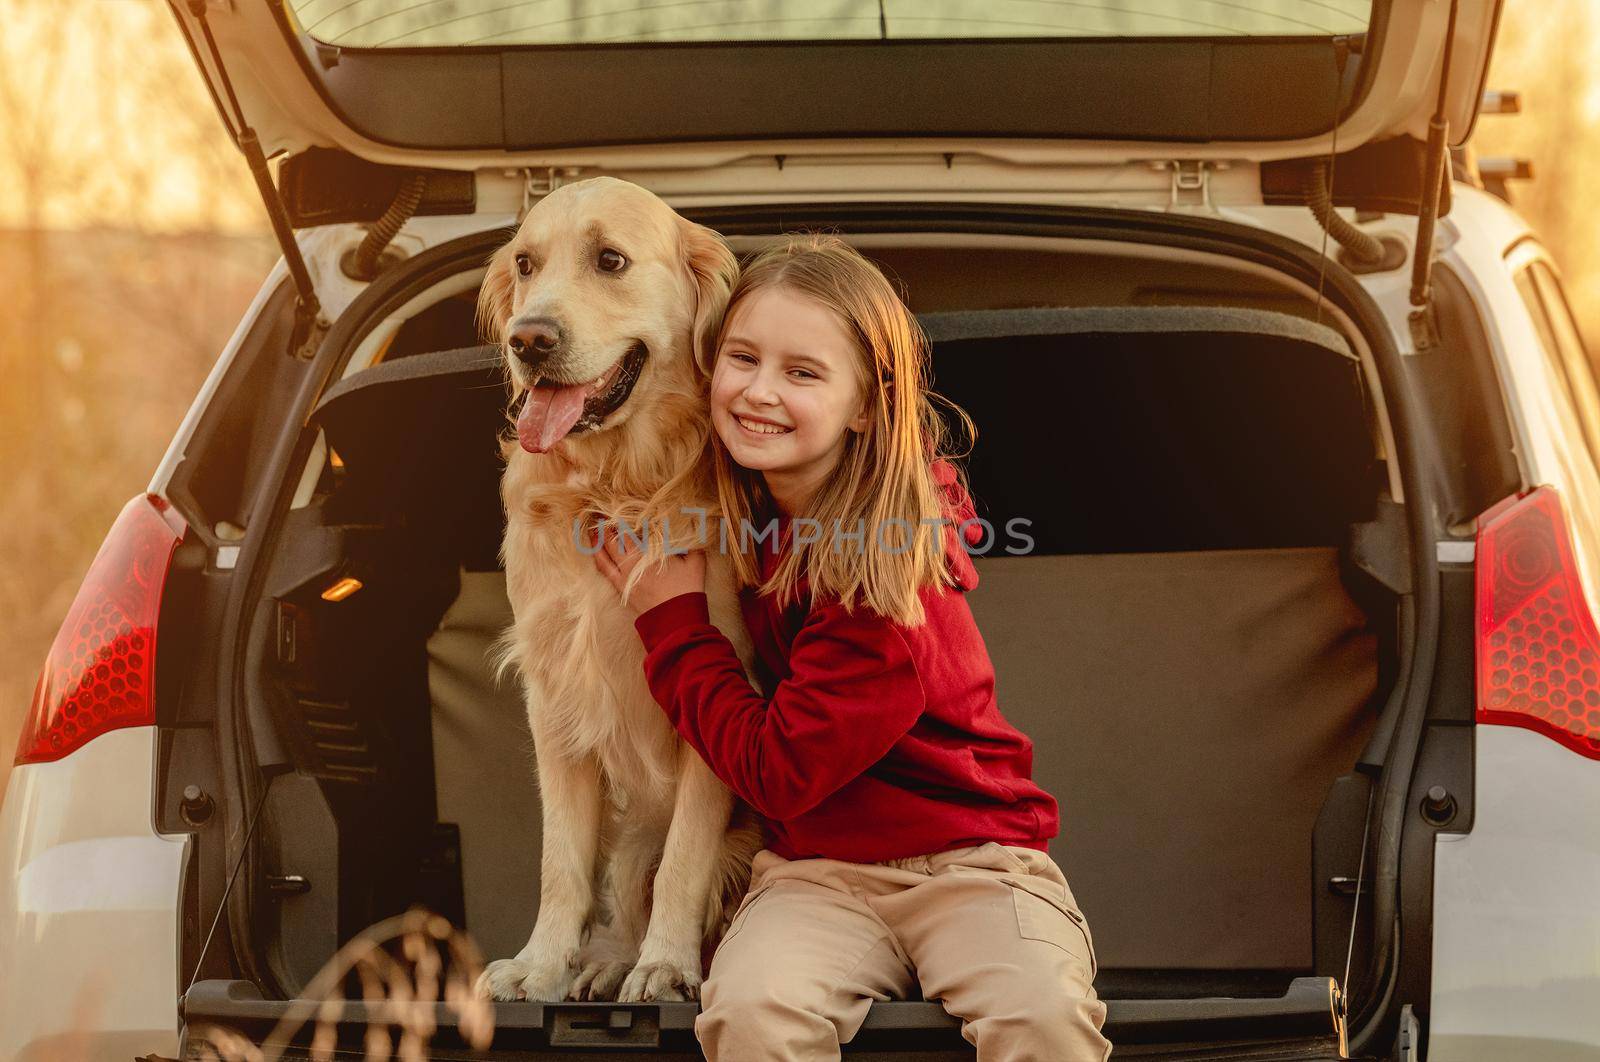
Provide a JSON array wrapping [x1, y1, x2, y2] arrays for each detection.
[[710, 285, 869, 511]]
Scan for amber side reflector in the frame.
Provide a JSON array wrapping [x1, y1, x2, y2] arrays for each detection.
[[321, 577, 363, 602]]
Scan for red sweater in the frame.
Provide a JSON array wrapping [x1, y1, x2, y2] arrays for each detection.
[[633, 467, 1060, 863]]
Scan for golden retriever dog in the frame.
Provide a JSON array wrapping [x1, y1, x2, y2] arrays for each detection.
[[474, 177, 760, 1003]]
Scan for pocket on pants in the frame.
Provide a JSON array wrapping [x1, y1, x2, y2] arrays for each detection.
[[1007, 879, 1097, 980], [715, 880, 778, 950], [983, 841, 1032, 875]]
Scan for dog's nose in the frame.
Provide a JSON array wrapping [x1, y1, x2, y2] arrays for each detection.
[[508, 317, 562, 366]]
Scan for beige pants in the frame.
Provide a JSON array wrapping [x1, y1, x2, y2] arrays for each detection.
[[696, 843, 1112, 1061]]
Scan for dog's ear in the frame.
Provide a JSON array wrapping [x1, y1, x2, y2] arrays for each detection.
[[681, 219, 738, 378], [477, 240, 518, 348]]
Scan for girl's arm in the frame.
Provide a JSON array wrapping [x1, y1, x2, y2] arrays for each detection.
[[632, 592, 926, 820]]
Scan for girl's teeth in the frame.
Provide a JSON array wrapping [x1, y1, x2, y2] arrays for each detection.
[[738, 416, 789, 435]]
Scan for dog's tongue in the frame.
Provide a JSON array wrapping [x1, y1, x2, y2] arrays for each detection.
[[517, 383, 589, 453]]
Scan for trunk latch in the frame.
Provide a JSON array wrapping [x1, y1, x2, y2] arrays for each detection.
[[1157, 160, 1223, 210], [523, 167, 585, 219], [547, 1004, 661, 1048]]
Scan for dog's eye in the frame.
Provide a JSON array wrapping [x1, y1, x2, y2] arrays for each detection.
[[597, 249, 628, 273], [514, 253, 533, 278]]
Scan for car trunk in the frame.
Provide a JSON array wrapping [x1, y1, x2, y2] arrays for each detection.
[[178, 220, 1409, 1058]]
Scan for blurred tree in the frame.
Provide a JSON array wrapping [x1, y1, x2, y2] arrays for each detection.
[[1475, 0, 1600, 338], [0, 0, 91, 402], [0, 0, 271, 789]]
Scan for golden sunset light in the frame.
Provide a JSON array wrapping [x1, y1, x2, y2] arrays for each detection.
[[4, 4, 1600, 1058]]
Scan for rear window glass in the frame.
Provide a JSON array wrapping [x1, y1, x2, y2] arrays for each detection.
[[286, 0, 1374, 48], [1514, 260, 1600, 591], [1517, 263, 1600, 465]]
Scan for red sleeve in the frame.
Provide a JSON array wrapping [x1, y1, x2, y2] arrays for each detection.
[[633, 592, 926, 820]]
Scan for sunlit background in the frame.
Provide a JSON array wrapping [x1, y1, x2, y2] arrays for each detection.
[[0, 0, 1592, 791]]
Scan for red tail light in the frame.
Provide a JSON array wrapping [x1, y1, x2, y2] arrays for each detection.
[[14, 495, 186, 766], [1477, 486, 1600, 759]]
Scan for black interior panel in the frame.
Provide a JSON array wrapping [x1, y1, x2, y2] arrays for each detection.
[[930, 329, 1375, 553], [313, 316, 1375, 557]]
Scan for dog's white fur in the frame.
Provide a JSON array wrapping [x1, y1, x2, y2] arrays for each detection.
[[474, 178, 760, 1004]]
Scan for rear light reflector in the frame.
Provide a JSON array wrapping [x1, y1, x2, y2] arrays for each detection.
[[14, 495, 186, 766], [1476, 486, 1600, 759]]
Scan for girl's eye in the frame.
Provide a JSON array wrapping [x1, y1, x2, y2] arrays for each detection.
[[789, 368, 818, 380], [598, 248, 628, 273], [514, 253, 533, 278], [725, 351, 756, 364]]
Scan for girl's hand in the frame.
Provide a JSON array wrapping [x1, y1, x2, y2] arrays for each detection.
[[590, 525, 707, 616]]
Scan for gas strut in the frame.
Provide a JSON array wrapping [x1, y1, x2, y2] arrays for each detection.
[[182, 0, 325, 357], [1407, 0, 1462, 351]]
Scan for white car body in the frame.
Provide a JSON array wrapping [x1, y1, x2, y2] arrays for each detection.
[[3, 169, 1598, 1060], [6, 1, 1598, 1049]]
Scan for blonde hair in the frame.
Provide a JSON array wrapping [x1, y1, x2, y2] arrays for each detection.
[[708, 234, 974, 627]]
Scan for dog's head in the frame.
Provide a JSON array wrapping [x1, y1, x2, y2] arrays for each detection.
[[478, 177, 737, 454]]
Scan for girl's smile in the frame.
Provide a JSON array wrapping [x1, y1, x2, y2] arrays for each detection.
[[734, 414, 792, 435], [711, 286, 868, 513]]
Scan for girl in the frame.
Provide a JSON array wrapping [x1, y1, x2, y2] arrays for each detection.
[[592, 235, 1111, 1061]]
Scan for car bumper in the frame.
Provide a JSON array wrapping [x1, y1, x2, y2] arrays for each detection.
[[1430, 724, 1600, 1060], [0, 726, 183, 1062]]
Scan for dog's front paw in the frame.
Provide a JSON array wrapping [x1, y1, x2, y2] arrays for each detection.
[[570, 959, 634, 1001], [476, 957, 575, 1002], [617, 958, 702, 1002]]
